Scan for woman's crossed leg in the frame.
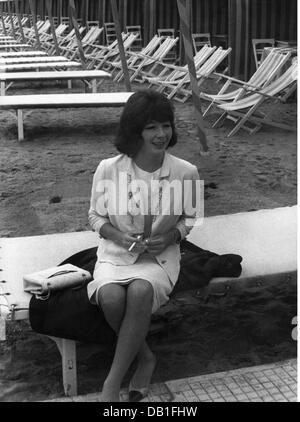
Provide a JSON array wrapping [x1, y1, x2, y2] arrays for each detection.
[[97, 279, 156, 401]]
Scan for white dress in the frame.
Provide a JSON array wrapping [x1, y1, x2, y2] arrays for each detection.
[[88, 163, 173, 314]]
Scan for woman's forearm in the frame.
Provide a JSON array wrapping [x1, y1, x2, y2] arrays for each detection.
[[99, 222, 123, 244]]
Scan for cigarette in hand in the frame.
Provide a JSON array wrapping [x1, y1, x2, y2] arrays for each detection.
[[128, 234, 143, 252]]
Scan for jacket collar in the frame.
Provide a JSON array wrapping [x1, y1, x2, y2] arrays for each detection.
[[119, 153, 171, 178]]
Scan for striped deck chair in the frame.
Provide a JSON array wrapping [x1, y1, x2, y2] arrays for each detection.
[[60, 26, 103, 59], [57, 26, 90, 55], [85, 33, 129, 69], [97, 32, 139, 71], [68, 27, 104, 59], [127, 36, 179, 83], [47, 26, 86, 55], [39, 23, 68, 46], [212, 58, 297, 137], [144, 44, 216, 92], [112, 35, 163, 82], [76, 25, 104, 54], [25, 20, 52, 46], [201, 49, 291, 116], [156, 47, 232, 102], [87, 33, 138, 71]]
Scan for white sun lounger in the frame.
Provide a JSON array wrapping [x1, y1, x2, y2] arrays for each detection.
[[0, 60, 82, 73], [0, 69, 112, 96], [0, 206, 296, 396], [0, 50, 47, 58], [0, 92, 133, 141], [0, 43, 33, 49], [0, 39, 23, 44], [0, 55, 77, 65]]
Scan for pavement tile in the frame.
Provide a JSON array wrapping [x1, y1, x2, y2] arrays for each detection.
[[42, 358, 297, 403]]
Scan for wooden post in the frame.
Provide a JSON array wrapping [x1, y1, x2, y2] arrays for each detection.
[[28, 0, 41, 49], [177, 0, 208, 154], [244, 0, 250, 81], [68, 0, 86, 66], [110, 0, 131, 91], [124, 0, 128, 31], [58, 0, 63, 24], [85, 0, 89, 27], [228, 0, 251, 80], [46, 0, 60, 55], [1, 4, 8, 36], [143, 0, 149, 45], [98, 0, 105, 45], [149, 0, 156, 40], [17, 109, 24, 142], [7, 0, 17, 39], [14, 0, 26, 43]]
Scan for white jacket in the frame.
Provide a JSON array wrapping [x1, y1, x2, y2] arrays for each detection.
[[88, 152, 201, 285]]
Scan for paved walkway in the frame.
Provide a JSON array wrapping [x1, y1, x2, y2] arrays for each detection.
[[44, 358, 297, 402]]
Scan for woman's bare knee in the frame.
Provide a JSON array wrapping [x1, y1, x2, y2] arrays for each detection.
[[97, 284, 127, 332], [127, 279, 154, 311], [97, 284, 127, 314]]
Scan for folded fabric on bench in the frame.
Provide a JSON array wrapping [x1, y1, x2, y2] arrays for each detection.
[[29, 240, 242, 343]]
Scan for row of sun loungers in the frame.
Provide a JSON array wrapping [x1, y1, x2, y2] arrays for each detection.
[[0, 13, 297, 140], [0, 17, 134, 140]]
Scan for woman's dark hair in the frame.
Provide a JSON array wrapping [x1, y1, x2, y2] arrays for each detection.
[[115, 89, 178, 157]]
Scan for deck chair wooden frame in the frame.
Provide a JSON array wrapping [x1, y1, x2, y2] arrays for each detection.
[[89, 33, 138, 72], [127, 36, 179, 83], [201, 49, 292, 116], [24, 19, 51, 46], [60, 26, 103, 59], [157, 47, 232, 102], [212, 59, 297, 137], [0, 206, 296, 396], [85, 33, 129, 69], [157, 28, 176, 38], [192, 33, 212, 53], [126, 25, 143, 51], [47, 26, 86, 55], [252, 38, 275, 69], [104, 22, 116, 45], [58, 27, 95, 57], [157, 28, 177, 63], [144, 45, 216, 92], [86, 21, 100, 30], [39, 23, 68, 46], [112, 35, 163, 82], [77, 27, 104, 57]]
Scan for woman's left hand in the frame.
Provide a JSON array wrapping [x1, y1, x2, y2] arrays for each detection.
[[144, 231, 174, 255]]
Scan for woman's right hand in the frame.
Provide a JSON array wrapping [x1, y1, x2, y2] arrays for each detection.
[[118, 232, 147, 254]]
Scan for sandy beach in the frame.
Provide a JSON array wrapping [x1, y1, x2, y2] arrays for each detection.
[[0, 78, 297, 401]]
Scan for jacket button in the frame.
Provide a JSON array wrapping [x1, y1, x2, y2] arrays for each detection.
[[161, 260, 166, 264]]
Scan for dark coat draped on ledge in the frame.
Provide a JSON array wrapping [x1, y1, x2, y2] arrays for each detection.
[[29, 239, 242, 344]]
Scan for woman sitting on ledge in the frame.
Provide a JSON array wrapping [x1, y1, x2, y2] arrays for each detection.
[[88, 89, 201, 402]]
